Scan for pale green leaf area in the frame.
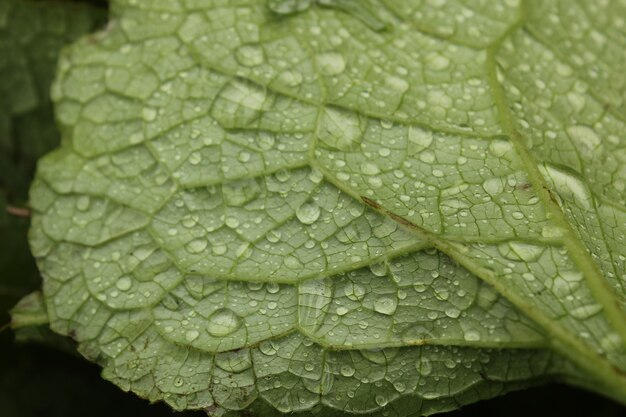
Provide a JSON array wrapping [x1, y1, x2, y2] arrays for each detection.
[[20, 0, 626, 415]]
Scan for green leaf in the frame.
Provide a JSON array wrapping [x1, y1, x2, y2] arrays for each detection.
[[24, 0, 626, 415]]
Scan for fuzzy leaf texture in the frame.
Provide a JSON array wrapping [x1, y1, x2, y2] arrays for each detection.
[[21, 0, 626, 415]]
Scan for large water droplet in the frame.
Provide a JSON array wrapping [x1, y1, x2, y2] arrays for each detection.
[[482, 177, 504, 196], [497, 242, 544, 262], [259, 340, 277, 356], [463, 330, 481, 341], [566, 125, 600, 153], [207, 308, 243, 336], [268, 0, 311, 15], [211, 80, 267, 128], [417, 358, 432, 376], [185, 329, 199, 342], [374, 296, 398, 315], [318, 107, 364, 151], [375, 395, 388, 407], [541, 164, 592, 210], [340, 364, 355, 377], [369, 261, 388, 277], [316, 52, 346, 75], [488, 138, 514, 158], [278, 70, 304, 87], [223, 178, 261, 206], [296, 202, 321, 224], [115, 276, 132, 291], [235, 44, 265, 67], [186, 239, 208, 254], [570, 303, 603, 320], [215, 350, 252, 372], [76, 195, 91, 211]]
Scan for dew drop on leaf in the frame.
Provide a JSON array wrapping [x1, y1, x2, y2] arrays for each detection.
[[296, 202, 321, 224], [206, 308, 243, 336]]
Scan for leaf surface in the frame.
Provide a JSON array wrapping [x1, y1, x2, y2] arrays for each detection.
[[26, 0, 626, 415]]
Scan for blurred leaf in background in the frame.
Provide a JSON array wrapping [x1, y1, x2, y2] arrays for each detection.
[[0, 0, 107, 313]]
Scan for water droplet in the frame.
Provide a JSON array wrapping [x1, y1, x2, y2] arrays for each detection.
[[541, 224, 564, 238], [488, 139, 513, 157], [464, 330, 481, 341], [482, 177, 504, 196], [426, 52, 450, 70], [408, 127, 433, 148], [275, 169, 291, 182], [570, 304, 603, 320], [222, 178, 261, 206], [185, 329, 199, 342], [278, 69, 304, 87], [142, 108, 157, 121], [600, 332, 622, 352], [186, 239, 208, 254], [188, 152, 202, 165], [256, 132, 276, 150], [567, 125, 600, 152], [211, 80, 267, 127], [344, 283, 366, 301], [374, 296, 398, 315], [212, 245, 227, 255], [266, 282, 280, 294], [336, 306, 349, 316], [268, 0, 311, 15], [369, 262, 388, 277], [181, 216, 197, 228], [566, 92, 586, 113], [238, 151, 251, 162], [497, 242, 544, 262], [115, 276, 132, 291], [561, 270, 583, 282], [225, 217, 240, 228], [340, 365, 355, 377], [207, 309, 243, 336], [541, 164, 592, 210], [316, 52, 346, 75], [308, 168, 324, 184], [418, 358, 432, 376], [76, 195, 91, 211], [385, 75, 409, 93], [375, 395, 388, 407], [318, 107, 364, 151], [267, 229, 282, 243], [259, 340, 277, 355], [235, 44, 265, 67], [296, 202, 321, 224], [173, 377, 184, 387], [360, 162, 381, 175]]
